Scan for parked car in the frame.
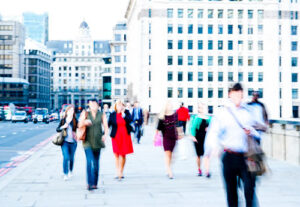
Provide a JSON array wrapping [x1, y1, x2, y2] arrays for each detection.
[[49, 113, 59, 122], [11, 111, 28, 123], [0, 110, 5, 121], [33, 108, 49, 124]]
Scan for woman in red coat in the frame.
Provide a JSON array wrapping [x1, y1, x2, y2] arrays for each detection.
[[108, 100, 134, 180]]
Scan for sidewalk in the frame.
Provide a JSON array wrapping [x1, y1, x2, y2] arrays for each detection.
[[0, 125, 300, 207]]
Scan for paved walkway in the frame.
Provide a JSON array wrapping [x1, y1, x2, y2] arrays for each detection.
[[0, 125, 300, 207]]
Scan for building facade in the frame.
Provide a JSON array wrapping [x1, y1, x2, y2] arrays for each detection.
[[47, 22, 111, 111], [24, 39, 52, 109], [125, 0, 300, 119], [0, 20, 27, 106], [109, 22, 128, 105], [22, 12, 49, 45]]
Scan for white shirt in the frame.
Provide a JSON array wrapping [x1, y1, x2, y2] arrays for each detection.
[[204, 100, 259, 155]]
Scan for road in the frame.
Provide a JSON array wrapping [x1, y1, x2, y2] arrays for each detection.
[[0, 121, 58, 168]]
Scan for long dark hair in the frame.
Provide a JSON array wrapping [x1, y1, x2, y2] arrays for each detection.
[[63, 106, 77, 131]]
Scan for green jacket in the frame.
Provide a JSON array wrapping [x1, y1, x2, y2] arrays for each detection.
[[190, 114, 211, 137], [83, 111, 105, 149]]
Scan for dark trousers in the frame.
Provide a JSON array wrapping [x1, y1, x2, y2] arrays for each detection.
[[84, 147, 101, 187], [178, 121, 187, 134], [134, 123, 142, 143], [61, 141, 77, 175], [222, 152, 256, 207]]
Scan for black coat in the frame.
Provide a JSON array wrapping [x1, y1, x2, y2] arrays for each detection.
[[108, 110, 132, 138]]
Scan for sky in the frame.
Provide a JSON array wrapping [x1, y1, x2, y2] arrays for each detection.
[[0, 0, 130, 40]]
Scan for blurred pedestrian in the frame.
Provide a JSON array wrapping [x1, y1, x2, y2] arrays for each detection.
[[176, 102, 190, 134], [132, 101, 144, 144], [205, 83, 260, 207], [78, 98, 109, 191], [108, 100, 134, 180], [103, 104, 111, 123], [156, 101, 178, 179], [143, 108, 150, 125], [56, 105, 78, 181], [190, 103, 211, 177]]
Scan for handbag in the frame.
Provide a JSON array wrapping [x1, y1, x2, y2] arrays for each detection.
[[76, 110, 88, 141], [52, 130, 65, 146], [154, 132, 162, 147], [227, 107, 267, 176]]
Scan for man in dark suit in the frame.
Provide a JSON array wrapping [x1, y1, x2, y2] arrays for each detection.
[[132, 101, 144, 144]]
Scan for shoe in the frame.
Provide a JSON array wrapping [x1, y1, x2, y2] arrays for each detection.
[[167, 174, 174, 179], [87, 185, 93, 191], [91, 185, 98, 190], [68, 172, 73, 178], [206, 173, 211, 178], [64, 175, 68, 181], [198, 170, 202, 177]]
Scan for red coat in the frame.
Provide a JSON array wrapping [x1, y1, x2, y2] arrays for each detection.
[[176, 107, 190, 121]]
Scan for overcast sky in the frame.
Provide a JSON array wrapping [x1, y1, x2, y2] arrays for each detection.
[[0, 0, 130, 40]]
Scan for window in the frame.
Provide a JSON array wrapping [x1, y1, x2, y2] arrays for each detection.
[[238, 9, 243, 19], [115, 46, 121, 52], [168, 72, 173, 81], [167, 8, 173, 18], [238, 40, 244, 51], [208, 72, 213, 82], [258, 57, 263, 66], [258, 72, 263, 82], [248, 10, 253, 19], [208, 56, 213, 66], [198, 88, 203, 98], [292, 89, 298, 99], [168, 56, 173, 65], [149, 23, 151, 34], [178, 40, 183, 49], [178, 9, 183, 18], [258, 10, 264, 19], [198, 40, 203, 50], [198, 24, 203, 34], [198, 9, 203, 18], [238, 56, 243, 66], [228, 40, 233, 50], [218, 25, 223, 34], [258, 25, 263, 35], [228, 56, 233, 66], [248, 88, 254, 96], [188, 9, 193, 18], [208, 88, 213, 98], [292, 57, 298, 67], [248, 41, 253, 50], [115, 56, 121, 62], [293, 106, 299, 118], [168, 87, 173, 98], [208, 9, 213, 18], [115, 34, 121, 41], [149, 8, 152, 18], [188, 88, 193, 98], [292, 41, 298, 51], [188, 72, 193, 81], [218, 9, 223, 18], [188, 40, 193, 50], [238, 72, 243, 82], [115, 78, 121, 84], [291, 26, 297, 35], [208, 106, 213, 114], [208, 40, 213, 50], [208, 25, 213, 34], [178, 88, 183, 98], [248, 56, 253, 66], [248, 72, 253, 82], [115, 67, 121, 73], [248, 25, 253, 35], [168, 24, 173, 34], [148, 87, 151, 98], [258, 41, 264, 50], [115, 89, 121, 96], [198, 72, 203, 81], [178, 24, 183, 34], [149, 39, 151, 49], [218, 56, 223, 66], [168, 40, 173, 49], [178, 56, 183, 65], [188, 56, 193, 65], [292, 73, 298, 82], [228, 72, 234, 82], [228, 25, 233, 34], [188, 24, 193, 34], [218, 40, 223, 50], [218, 72, 223, 81], [148, 55, 150, 65], [218, 88, 224, 98], [198, 56, 203, 66], [178, 72, 183, 81], [238, 25, 243, 34]]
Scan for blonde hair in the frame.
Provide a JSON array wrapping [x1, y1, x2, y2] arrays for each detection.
[[114, 99, 124, 112], [158, 101, 173, 120]]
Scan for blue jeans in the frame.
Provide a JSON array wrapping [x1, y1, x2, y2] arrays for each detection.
[[61, 141, 77, 175], [84, 147, 101, 187]]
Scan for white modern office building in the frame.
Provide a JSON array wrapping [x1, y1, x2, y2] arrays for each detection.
[[47, 21, 111, 110], [125, 0, 300, 119]]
